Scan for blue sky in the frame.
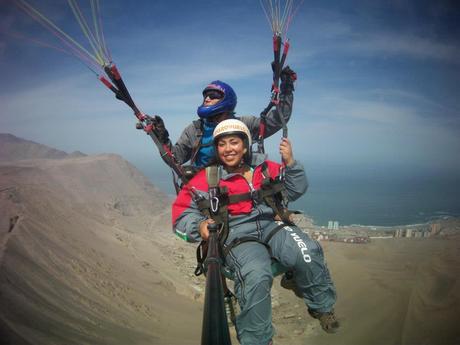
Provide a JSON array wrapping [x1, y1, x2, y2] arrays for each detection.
[[1, 0, 459, 192]]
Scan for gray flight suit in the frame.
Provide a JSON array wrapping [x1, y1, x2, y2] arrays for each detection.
[[225, 221, 337, 345], [173, 160, 337, 345]]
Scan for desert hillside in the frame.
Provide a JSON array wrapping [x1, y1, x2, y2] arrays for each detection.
[[0, 133, 73, 161], [1, 134, 459, 345], [0, 148, 203, 345]]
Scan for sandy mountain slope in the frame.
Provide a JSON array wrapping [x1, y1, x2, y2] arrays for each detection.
[[0, 154, 203, 345], [0, 133, 71, 161], [0, 134, 459, 345]]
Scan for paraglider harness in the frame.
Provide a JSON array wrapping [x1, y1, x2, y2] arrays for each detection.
[[193, 163, 294, 277]]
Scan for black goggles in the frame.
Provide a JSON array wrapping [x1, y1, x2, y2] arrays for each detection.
[[203, 90, 224, 100]]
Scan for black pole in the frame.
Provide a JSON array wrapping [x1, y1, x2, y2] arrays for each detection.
[[201, 223, 232, 345]]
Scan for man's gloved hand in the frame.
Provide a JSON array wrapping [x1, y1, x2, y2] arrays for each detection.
[[270, 62, 297, 93], [280, 66, 297, 94], [145, 115, 169, 144]]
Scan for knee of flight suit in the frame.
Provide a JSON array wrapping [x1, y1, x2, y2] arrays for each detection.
[[235, 262, 273, 312], [242, 264, 273, 288]]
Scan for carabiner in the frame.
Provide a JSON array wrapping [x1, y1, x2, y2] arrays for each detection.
[[279, 165, 286, 181], [210, 196, 219, 213]]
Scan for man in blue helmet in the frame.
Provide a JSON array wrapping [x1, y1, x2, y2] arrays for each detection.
[[150, 66, 296, 170]]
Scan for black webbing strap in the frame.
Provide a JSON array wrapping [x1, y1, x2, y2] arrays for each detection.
[[190, 120, 203, 165], [223, 237, 271, 258], [222, 222, 287, 259], [206, 166, 230, 247], [195, 240, 208, 276], [195, 177, 286, 211], [196, 192, 251, 210], [264, 223, 287, 244], [260, 163, 293, 225], [206, 165, 219, 189], [228, 183, 285, 204]]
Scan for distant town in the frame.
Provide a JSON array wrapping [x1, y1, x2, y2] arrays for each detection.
[[293, 215, 460, 244]]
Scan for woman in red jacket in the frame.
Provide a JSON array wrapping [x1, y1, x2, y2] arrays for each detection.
[[173, 119, 339, 345]]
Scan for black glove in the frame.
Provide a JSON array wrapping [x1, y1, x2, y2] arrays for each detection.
[[147, 115, 169, 144], [280, 66, 297, 94]]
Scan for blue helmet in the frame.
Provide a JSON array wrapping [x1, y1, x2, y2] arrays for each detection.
[[197, 80, 237, 118]]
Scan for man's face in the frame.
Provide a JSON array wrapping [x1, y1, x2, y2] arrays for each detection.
[[203, 90, 223, 107], [202, 89, 230, 123]]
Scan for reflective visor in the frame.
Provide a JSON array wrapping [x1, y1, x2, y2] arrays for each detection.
[[203, 90, 224, 100]]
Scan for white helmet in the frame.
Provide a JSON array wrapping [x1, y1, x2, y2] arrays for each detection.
[[213, 119, 252, 147]]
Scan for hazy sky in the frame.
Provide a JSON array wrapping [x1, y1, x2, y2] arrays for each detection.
[[1, 0, 459, 187]]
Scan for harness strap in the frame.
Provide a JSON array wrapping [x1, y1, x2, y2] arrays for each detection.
[[257, 113, 267, 154], [195, 180, 286, 210], [194, 240, 208, 276], [195, 223, 287, 276], [222, 222, 287, 259], [196, 163, 293, 228], [228, 192, 252, 203], [264, 223, 287, 244], [206, 164, 219, 188], [190, 119, 203, 165], [205, 166, 231, 247], [261, 162, 293, 225], [223, 237, 271, 258], [231, 183, 285, 204], [194, 164, 293, 275]]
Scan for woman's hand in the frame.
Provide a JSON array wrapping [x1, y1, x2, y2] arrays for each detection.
[[199, 219, 215, 241], [279, 138, 295, 167]]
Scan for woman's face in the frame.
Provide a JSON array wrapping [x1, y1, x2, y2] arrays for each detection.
[[216, 135, 247, 168]]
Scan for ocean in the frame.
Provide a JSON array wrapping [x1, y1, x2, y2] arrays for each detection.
[[141, 164, 460, 227], [292, 171, 460, 227]]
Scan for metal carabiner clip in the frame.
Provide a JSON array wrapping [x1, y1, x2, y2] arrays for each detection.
[[210, 196, 219, 213], [279, 165, 286, 181]]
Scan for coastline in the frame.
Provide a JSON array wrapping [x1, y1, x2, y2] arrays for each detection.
[[293, 213, 460, 241], [300, 210, 460, 229]]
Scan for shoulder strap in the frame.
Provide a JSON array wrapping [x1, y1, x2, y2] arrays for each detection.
[[193, 119, 202, 131], [261, 161, 270, 179], [203, 165, 229, 246], [206, 165, 219, 188], [260, 162, 293, 225], [190, 119, 204, 164]]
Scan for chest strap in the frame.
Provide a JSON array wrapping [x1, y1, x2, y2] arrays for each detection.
[[194, 164, 293, 227], [195, 182, 285, 210]]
